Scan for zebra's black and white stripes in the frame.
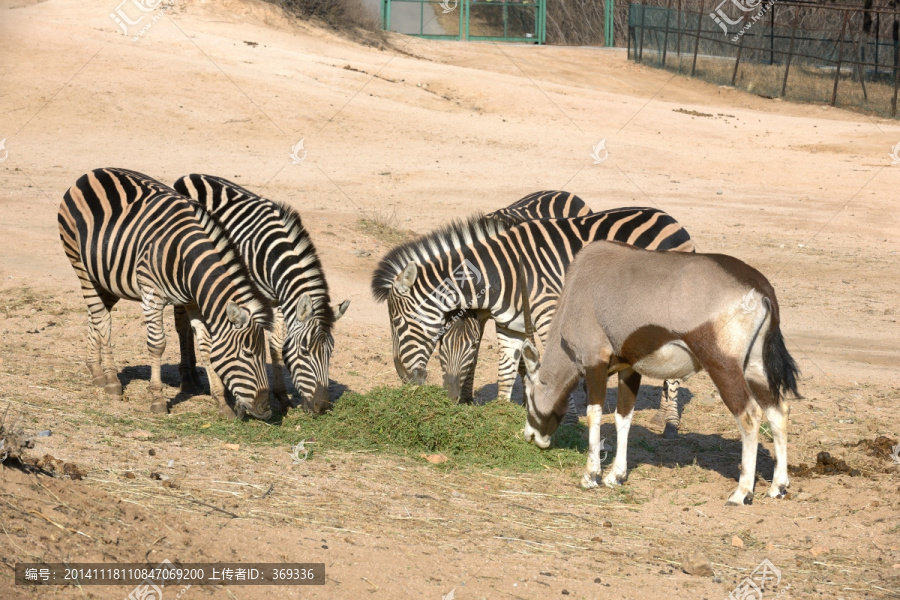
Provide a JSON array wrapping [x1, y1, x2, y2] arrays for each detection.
[[173, 174, 349, 414], [372, 203, 694, 405], [438, 190, 591, 403], [58, 168, 274, 418]]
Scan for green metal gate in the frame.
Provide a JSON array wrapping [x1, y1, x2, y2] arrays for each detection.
[[382, 0, 546, 43]]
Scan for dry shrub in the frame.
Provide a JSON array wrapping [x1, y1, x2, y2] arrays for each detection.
[[546, 0, 606, 45], [275, 0, 380, 31], [0, 405, 30, 466]]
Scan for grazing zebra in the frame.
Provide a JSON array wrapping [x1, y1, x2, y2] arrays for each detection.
[[371, 207, 694, 412], [58, 168, 274, 419], [438, 190, 591, 403], [173, 174, 349, 415]]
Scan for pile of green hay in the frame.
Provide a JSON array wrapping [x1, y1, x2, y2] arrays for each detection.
[[130, 386, 589, 472]]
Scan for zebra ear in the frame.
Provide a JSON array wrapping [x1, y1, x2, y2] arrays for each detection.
[[393, 262, 418, 294], [296, 293, 314, 324], [226, 302, 250, 329], [333, 299, 350, 321], [522, 339, 541, 376]]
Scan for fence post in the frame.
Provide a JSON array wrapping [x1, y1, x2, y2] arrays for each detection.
[[662, 0, 672, 67], [832, 9, 849, 107], [893, 8, 899, 116], [781, 4, 800, 96], [732, 28, 746, 85], [691, 0, 704, 76], [769, 4, 775, 65], [677, 0, 682, 63], [639, 0, 646, 63]]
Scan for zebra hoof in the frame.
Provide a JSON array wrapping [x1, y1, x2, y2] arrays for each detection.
[[662, 423, 679, 439], [104, 382, 123, 397], [150, 400, 168, 414], [218, 405, 237, 420], [649, 409, 667, 427]]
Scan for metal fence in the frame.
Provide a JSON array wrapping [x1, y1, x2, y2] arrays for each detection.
[[628, 1, 900, 117], [383, 0, 546, 42]]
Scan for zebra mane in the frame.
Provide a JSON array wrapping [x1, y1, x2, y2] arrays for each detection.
[[371, 213, 508, 303], [271, 201, 336, 331], [189, 201, 275, 331]]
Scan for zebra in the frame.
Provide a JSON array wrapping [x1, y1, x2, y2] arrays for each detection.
[[438, 199, 689, 437], [437, 190, 591, 404], [172, 174, 349, 415], [58, 168, 274, 419], [371, 206, 694, 429]]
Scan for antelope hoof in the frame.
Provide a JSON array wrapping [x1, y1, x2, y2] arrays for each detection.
[[725, 491, 754, 506], [662, 423, 679, 439], [150, 400, 168, 414], [581, 473, 600, 489], [603, 471, 625, 488], [768, 483, 789, 499], [104, 381, 123, 397]]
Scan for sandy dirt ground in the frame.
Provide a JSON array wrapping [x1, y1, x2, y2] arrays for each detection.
[[1, 0, 899, 598]]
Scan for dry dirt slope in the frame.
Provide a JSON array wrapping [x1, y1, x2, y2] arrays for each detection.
[[1, 0, 899, 598]]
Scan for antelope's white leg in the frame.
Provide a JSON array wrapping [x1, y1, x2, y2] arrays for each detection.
[[765, 401, 790, 498], [582, 363, 610, 488], [604, 368, 639, 487], [583, 403, 604, 488], [727, 399, 762, 506]]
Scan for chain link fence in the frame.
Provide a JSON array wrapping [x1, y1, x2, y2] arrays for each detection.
[[628, 0, 900, 118]]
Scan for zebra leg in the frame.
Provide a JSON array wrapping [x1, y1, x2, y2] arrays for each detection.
[[495, 325, 526, 401], [269, 308, 289, 414], [141, 291, 168, 414], [187, 309, 235, 419], [174, 305, 202, 394], [650, 379, 681, 438], [65, 252, 122, 396]]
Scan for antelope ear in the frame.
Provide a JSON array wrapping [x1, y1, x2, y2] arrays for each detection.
[[333, 299, 350, 321], [393, 262, 418, 294], [522, 339, 541, 376], [296, 293, 314, 324], [226, 302, 250, 329]]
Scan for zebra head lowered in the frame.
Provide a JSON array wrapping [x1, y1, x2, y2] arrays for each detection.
[[372, 216, 503, 387], [438, 310, 484, 403], [282, 293, 349, 414]]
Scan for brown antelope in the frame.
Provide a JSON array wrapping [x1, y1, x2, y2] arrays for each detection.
[[520, 241, 799, 505]]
